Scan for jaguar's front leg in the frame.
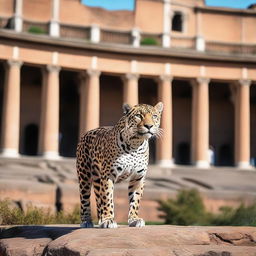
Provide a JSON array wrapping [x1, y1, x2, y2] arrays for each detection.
[[128, 175, 146, 227], [98, 176, 117, 228]]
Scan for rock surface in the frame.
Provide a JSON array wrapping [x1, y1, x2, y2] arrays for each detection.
[[1, 225, 256, 256]]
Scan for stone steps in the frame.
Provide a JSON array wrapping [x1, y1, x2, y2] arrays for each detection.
[[0, 158, 256, 222]]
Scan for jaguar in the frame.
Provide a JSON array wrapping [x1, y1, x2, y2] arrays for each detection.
[[76, 102, 163, 228]]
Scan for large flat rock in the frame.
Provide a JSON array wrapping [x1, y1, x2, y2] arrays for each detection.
[[1, 225, 256, 256]]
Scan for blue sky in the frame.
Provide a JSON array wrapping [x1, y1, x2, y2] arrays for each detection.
[[82, 0, 256, 10]]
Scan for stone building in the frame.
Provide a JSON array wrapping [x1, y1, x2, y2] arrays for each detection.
[[0, 0, 255, 168]]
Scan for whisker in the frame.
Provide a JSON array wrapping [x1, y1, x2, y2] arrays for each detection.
[[155, 128, 164, 138], [158, 128, 164, 134]]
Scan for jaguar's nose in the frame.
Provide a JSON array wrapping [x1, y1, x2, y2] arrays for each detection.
[[144, 124, 153, 130]]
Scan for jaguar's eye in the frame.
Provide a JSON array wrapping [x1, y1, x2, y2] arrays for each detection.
[[152, 114, 158, 119], [135, 114, 142, 120]]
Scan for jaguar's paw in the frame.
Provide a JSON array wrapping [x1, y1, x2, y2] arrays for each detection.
[[99, 219, 118, 229], [128, 218, 145, 227], [80, 221, 94, 228]]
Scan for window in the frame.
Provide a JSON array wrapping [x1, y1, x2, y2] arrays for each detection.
[[172, 12, 183, 32]]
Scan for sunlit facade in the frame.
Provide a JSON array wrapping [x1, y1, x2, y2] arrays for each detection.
[[0, 0, 256, 168]]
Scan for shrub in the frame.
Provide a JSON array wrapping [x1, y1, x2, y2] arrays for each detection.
[[158, 189, 256, 226], [28, 26, 47, 35], [0, 200, 80, 225], [140, 37, 158, 46], [212, 204, 256, 226], [158, 189, 212, 225]]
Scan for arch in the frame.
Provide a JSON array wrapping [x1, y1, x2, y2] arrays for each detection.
[[172, 12, 183, 32]]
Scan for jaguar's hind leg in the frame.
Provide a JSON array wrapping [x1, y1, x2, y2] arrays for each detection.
[[77, 149, 94, 228], [78, 170, 94, 228]]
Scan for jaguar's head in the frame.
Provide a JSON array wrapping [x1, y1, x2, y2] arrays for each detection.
[[122, 102, 163, 140]]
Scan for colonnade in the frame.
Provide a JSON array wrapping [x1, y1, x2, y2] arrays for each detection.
[[0, 60, 252, 168]]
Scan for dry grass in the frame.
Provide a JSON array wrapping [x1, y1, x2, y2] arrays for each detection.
[[0, 200, 80, 225]]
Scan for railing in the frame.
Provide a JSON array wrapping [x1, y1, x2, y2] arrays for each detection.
[[101, 28, 131, 44], [2, 17, 256, 56], [23, 19, 49, 34], [60, 24, 90, 40], [206, 41, 256, 55], [140, 32, 162, 46], [171, 36, 195, 49]]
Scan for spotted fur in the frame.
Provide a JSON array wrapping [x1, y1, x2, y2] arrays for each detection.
[[76, 102, 163, 228]]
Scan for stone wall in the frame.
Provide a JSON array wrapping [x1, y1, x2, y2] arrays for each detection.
[[0, 158, 256, 224]]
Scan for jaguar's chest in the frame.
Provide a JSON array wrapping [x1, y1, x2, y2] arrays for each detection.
[[117, 152, 146, 168], [111, 146, 148, 183]]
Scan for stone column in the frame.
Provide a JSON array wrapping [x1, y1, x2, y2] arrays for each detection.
[[79, 69, 101, 134], [191, 77, 210, 167], [14, 0, 23, 32], [39, 65, 60, 158], [162, 0, 171, 48], [157, 75, 173, 166], [235, 79, 251, 168], [1, 60, 22, 157], [50, 0, 60, 37], [123, 73, 139, 107]]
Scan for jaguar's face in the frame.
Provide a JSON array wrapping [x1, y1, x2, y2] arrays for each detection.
[[123, 102, 163, 140]]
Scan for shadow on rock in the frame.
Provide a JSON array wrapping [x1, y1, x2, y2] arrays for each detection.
[[0, 225, 79, 240]]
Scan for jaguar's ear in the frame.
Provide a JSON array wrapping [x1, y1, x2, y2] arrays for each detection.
[[123, 103, 132, 114], [154, 102, 164, 113]]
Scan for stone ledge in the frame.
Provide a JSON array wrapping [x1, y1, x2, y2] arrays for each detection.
[[0, 225, 256, 256], [1, 29, 256, 64]]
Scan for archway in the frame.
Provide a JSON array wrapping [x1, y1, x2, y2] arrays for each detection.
[[20, 65, 42, 155], [172, 12, 183, 32], [209, 82, 235, 166], [172, 79, 192, 165], [59, 70, 79, 157]]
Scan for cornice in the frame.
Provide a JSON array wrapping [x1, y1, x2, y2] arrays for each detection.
[[1, 30, 256, 65]]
